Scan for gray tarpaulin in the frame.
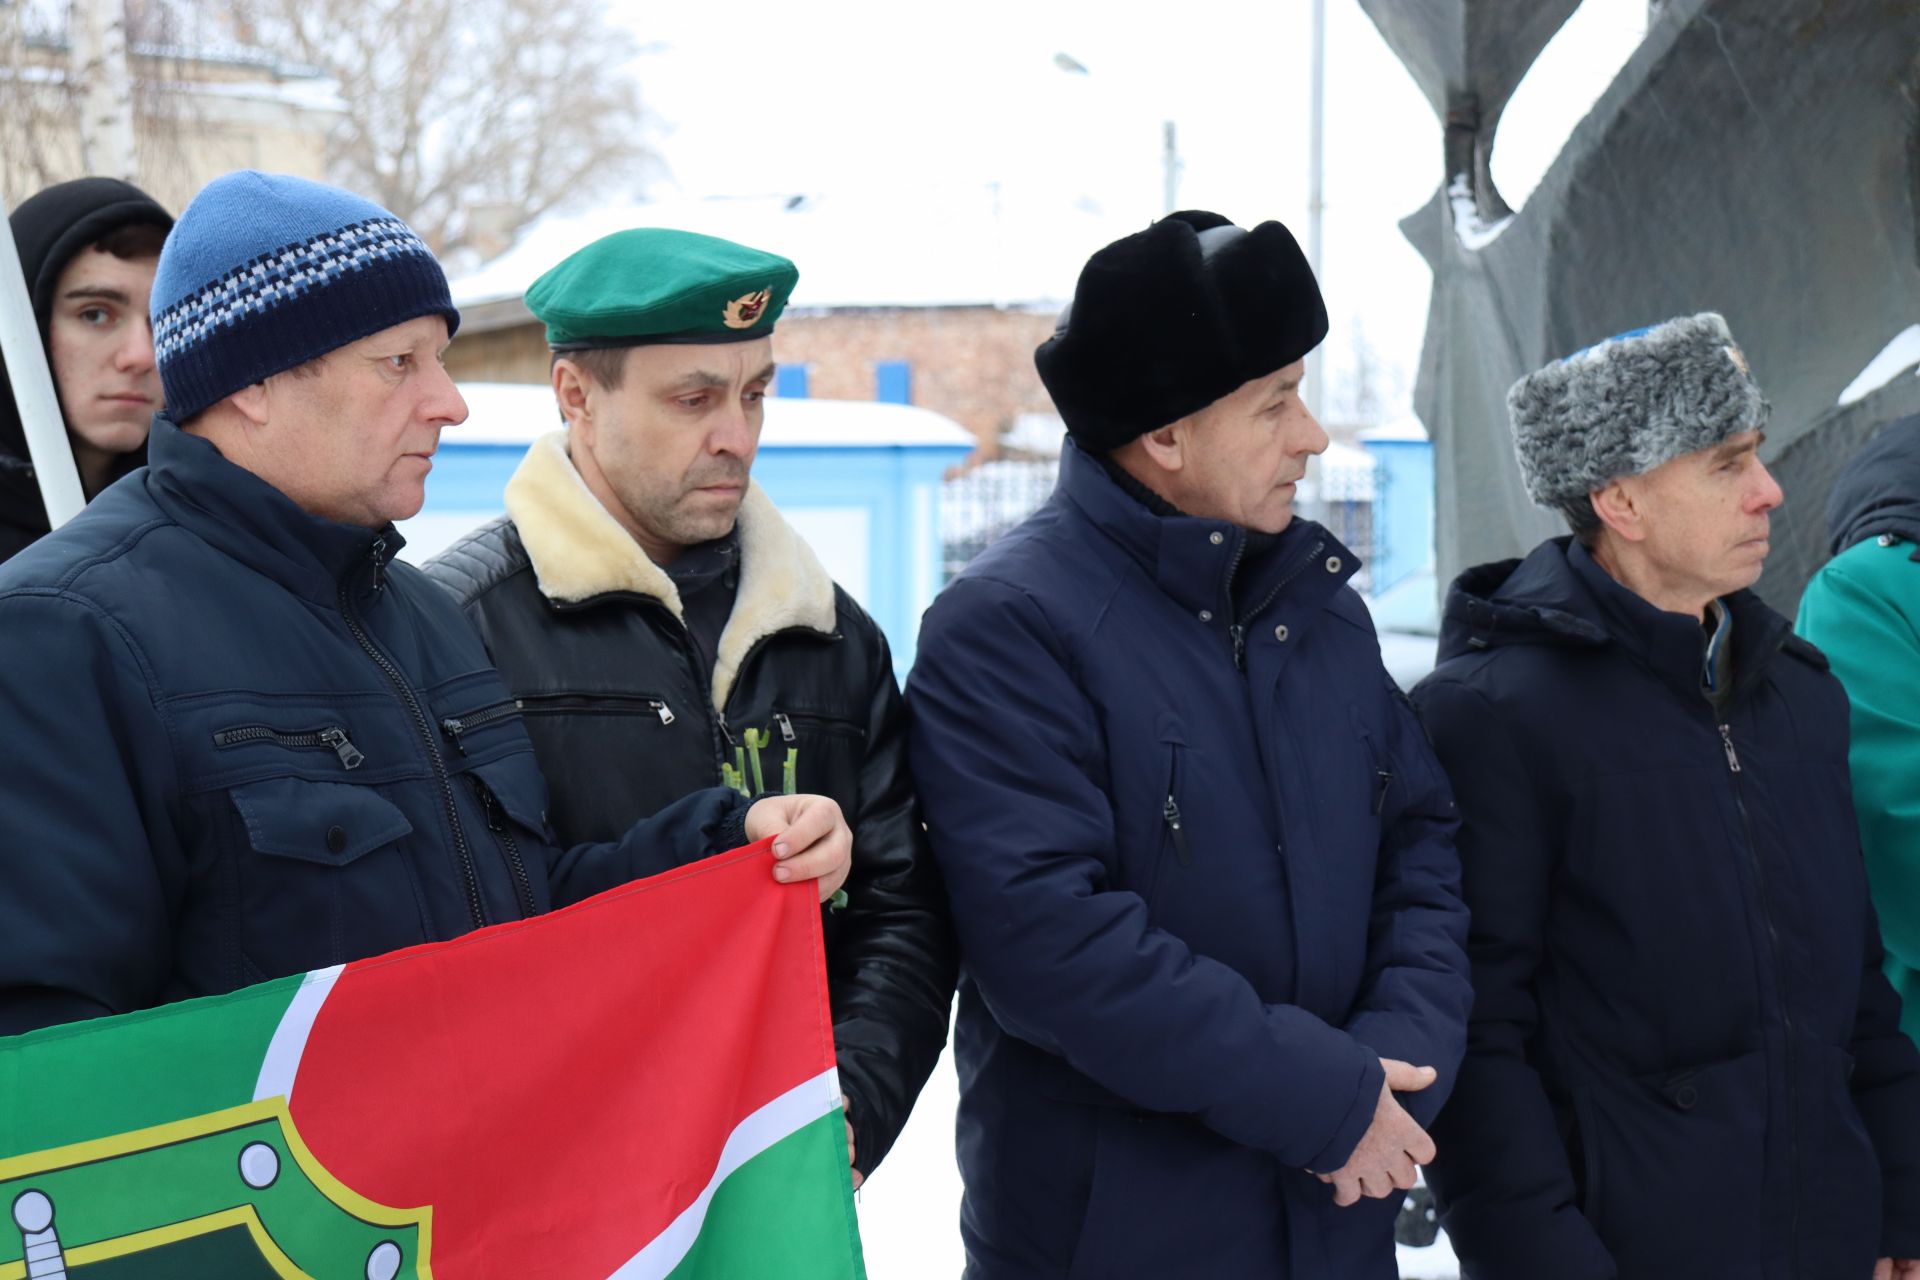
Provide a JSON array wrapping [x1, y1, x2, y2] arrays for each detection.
[[1361, 0, 1920, 613]]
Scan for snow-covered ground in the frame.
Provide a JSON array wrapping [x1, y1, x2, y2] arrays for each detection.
[[854, 1042, 1460, 1277]]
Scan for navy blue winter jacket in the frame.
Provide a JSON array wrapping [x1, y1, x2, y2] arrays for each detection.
[[907, 442, 1471, 1279], [0, 417, 749, 1035], [1414, 538, 1920, 1280]]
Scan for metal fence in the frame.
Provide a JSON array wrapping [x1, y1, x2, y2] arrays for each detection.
[[939, 458, 1061, 580], [940, 454, 1388, 593]]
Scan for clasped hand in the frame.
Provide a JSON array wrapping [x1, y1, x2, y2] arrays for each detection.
[[1313, 1058, 1438, 1208]]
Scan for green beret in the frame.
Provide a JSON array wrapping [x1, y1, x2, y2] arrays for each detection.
[[526, 228, 798, 349]]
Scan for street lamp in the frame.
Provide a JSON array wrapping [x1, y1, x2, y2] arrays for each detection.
[[1052, 52, 1181, 216]]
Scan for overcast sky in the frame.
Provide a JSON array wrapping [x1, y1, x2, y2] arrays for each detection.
[[605, 0, 1649, 424]]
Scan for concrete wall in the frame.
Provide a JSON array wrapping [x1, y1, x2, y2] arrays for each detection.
[[1363, 0, 1920, 612]]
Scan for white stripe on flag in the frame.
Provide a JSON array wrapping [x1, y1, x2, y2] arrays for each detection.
[[611, 1066, 844, 1279], [253, 964, 344, 1104]]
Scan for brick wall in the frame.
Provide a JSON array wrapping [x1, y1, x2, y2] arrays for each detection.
[[443, 304, 1063, 458]]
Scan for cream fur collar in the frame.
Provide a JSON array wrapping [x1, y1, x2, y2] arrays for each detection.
[[504, 430, 839, 710]]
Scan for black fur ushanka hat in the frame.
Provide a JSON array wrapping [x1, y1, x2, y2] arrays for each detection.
[[1035, 210, 1328, 452]]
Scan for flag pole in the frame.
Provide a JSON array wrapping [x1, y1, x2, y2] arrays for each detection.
[[0, 198, 86, 529]]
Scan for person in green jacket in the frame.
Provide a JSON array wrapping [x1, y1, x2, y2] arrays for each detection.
[[1798, 413, 1920, 1046]]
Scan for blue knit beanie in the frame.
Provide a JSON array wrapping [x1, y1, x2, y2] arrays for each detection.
[[150, 171, 460, 420]]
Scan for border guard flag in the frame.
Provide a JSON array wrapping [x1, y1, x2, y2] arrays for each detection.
[[0, 839, 865, 1278]]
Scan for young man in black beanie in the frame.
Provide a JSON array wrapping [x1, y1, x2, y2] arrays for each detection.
[[1, 177, 172, 563], [905, 210, 1470, 1278]]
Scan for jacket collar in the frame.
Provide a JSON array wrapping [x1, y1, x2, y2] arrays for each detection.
[[1565, 540, 1803, 703], [1440, 536, 1806, 702], [504, 429, 839, 709], [1056, 437, 1351, 621], [1, 428, 150, 542], [144, 414, 396, 609]]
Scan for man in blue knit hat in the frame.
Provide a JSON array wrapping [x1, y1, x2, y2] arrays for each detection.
[[0, 171, 852, 1035]]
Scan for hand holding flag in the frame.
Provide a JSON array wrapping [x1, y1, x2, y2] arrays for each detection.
[[748, 792, 852, 901]]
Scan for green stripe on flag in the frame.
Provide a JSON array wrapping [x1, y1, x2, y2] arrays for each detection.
[[0, 975, 303, 1155], [663, 1112, 866, 1280]]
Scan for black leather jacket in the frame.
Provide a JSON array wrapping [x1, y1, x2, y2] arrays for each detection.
[[423, 435, 956, 1175]]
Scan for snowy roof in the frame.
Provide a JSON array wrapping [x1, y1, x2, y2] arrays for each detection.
[[450, 189, 1142, 314], [448, 383, 975, 450], [163, 73, 345, 114]]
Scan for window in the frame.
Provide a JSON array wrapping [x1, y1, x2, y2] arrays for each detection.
[[875, 360, 912, 404], [774, 364, 811, 398]]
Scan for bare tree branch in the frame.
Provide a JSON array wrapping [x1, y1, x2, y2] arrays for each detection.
[[190, 0, 656, 257]]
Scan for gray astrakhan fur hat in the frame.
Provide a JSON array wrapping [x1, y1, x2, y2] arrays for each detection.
[[1508, 312, 1768, 508]]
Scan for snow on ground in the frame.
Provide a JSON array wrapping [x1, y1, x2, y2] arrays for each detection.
[[1839, 324, 1920, 406], [856, 1042, 1460, 1278]]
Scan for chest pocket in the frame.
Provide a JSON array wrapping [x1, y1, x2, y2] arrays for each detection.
[[229, 777, 412, 865], [223, 774, 426, 985], [727, 709, 867, 802]]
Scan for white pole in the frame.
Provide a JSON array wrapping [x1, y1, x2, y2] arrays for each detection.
[[1306, 0, 1327, 422], [0, 201, 87, 528], [1161, 119, 1180, 215]]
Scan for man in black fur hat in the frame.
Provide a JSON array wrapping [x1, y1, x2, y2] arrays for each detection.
[[1, 177, 172, 563], [905, 211, 1470, 1278]]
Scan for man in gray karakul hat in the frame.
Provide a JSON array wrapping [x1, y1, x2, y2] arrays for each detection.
[[1413, 312, 1920, 1280]]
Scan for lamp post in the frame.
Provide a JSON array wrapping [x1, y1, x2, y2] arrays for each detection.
[[1306, 0, 1326, 421], [1053, 52, 1181, 217]]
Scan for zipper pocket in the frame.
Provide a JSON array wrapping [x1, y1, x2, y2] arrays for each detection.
[[214, 724, 364, 770], [778, 711, 867, 741], [469, 775, 537, 917], [514, 692, 676, 727], [439, 699, 524, 755], [1352, 708, 1393, 816], [1162, 796, 1194, 867]]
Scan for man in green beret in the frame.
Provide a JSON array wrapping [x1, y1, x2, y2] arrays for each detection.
[[424, 228, 957, 1187]]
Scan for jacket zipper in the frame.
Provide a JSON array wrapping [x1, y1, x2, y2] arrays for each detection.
[[439, 699, 524, 755], [1228, 538, 1327, 671], [1160, 740, 1192, 867], [777, 711, 866, 740], [470, 775, 536, 917], [1717, 720, 1800, 1268], [513, 692, 675, 726], [339, 537, 487, 932], [1161, 796, 1194, 867], [213, 724, 365, 770]]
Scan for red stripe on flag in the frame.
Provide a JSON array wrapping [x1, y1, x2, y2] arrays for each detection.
[[285, 839, 834, 1277]]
